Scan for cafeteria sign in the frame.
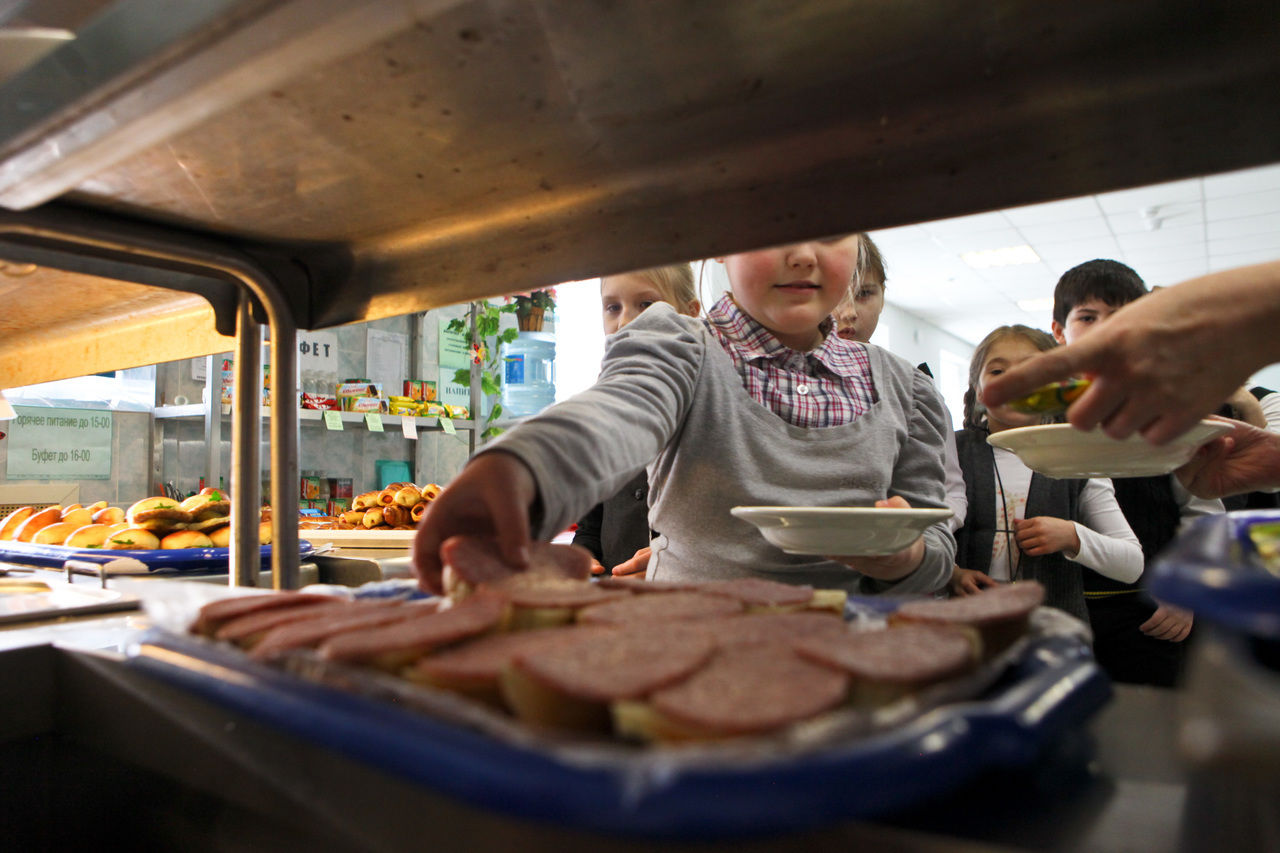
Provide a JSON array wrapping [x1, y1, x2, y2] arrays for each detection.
[[7, 406, 113, 480]]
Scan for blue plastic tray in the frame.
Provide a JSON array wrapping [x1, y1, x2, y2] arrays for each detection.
[[127, 623, 1110, 839], [1148, 508, 1280, 638], [0, 539, 314, 572]]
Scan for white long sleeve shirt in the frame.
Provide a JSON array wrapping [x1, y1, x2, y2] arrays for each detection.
[[989, 447, 1144, 584]]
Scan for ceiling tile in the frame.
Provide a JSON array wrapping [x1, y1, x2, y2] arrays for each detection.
[[1095, 178, 1202, 213], [1208, 249, 1280, 270], [1032, 237, 1125, 269], [1002, 197, 1102, 226], [1208, 212, 1280, 241], [1115, 223, 1204, 252], [1018, 217, 1114, 244], [918, 211, 1010, 237], [1122, 242, 1209, 266], [866, 224, 931, 247], [1206, 188, 1280, 219], [876, 159, 1280, 348], [1209, 231, 1280, 257], [1125, 258, 1209, 287], [1203, 164, 1280, 197]]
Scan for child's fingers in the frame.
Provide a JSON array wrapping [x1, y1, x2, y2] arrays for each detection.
[[411, 503, 447, 594]]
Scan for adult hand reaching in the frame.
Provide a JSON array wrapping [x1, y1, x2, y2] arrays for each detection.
[[411, 451, 538, 594], [1175, 416, 1280, 499], [982, 261, 1280, 446]]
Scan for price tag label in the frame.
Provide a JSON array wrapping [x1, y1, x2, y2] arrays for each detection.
[[323, 410, 344, 431], [439, 416, 457, 436], [401, 415, 418, 440], [365, 413, 384, 432]]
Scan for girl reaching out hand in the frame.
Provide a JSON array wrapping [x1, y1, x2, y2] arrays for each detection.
[[951, 325, 1143, 622], [414, 237, 955, 597]]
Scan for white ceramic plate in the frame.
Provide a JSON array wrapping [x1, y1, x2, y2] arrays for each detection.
[[986, 419, 1233, 479], [731, 506, 954, 556]]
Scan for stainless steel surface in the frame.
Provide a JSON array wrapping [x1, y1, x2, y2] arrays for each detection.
[[1, 0, 1279, 387], [0, 639, 1192, 852]]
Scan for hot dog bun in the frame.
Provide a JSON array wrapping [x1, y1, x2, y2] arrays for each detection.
[[64, 523, 112, 549], [60, 506, 94, 530], [103, 527, 161, 550], [91, 506, 125, 525], [14, 506, 63, 542], [32, 521, 81, 545], [0, 506, 34, 540], [160, 529, 214, 549]]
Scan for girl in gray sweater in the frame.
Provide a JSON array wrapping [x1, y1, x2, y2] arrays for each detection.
[[413, 237, 955, 598]]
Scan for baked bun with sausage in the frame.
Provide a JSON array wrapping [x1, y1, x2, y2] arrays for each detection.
[[126, 496, 193, 525], [103, 527, 161, 550], [207, 524, 232, 547], [180, 490, 231, 520]]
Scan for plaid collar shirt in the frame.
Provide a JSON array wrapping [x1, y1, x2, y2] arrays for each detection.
[[705, 294, 877, 428]]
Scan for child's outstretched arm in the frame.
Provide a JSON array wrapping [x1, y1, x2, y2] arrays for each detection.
[[411, 451, 538, 594]]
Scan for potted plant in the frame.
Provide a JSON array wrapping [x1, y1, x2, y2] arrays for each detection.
[[511, 288, 556, 331], [445, 301, 519, 440]]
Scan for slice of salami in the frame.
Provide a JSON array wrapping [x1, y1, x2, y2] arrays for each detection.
[[441, 534, 592, 589], [889, 581, 1044, 658], [250, 599, 437, 660], [648, 644, 850, 737], [696, 578, 816, 609], [891, 581, 1045, 626], [793, 624, 977, 685], [191, 592, 334, 637], [705, 610, 851, 650], [495, 576, 629, 609], [411, 624, 617, 689], [577, 591, 744, 627], [511, 623, 716, 703], [319, 592, 507, 668], [215, 599, 354, 646]]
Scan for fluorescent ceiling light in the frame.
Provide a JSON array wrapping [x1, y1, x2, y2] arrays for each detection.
[[961, 245, 1040, 269], [1017, 297, 1055, 312]]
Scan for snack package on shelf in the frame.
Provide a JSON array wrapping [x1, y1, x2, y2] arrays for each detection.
[[387, 397, 419, 416]]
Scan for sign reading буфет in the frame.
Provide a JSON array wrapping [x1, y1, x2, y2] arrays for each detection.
[[7, 406, 113, 479]]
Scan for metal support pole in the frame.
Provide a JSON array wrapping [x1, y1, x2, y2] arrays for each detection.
[[231, 298, 262, 587], [0, 213, 300, 588]]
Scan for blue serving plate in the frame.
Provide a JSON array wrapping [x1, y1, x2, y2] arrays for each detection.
[[1148, 508, 1280, 639], [0, 539, 314, 572], [126, 622, 1109, 839]]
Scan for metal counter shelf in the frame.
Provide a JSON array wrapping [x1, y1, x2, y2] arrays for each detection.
[[0, 632, 1188, 852]]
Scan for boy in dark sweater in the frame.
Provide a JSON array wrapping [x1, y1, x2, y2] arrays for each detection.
[[1051, 260, 1224, 687]]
